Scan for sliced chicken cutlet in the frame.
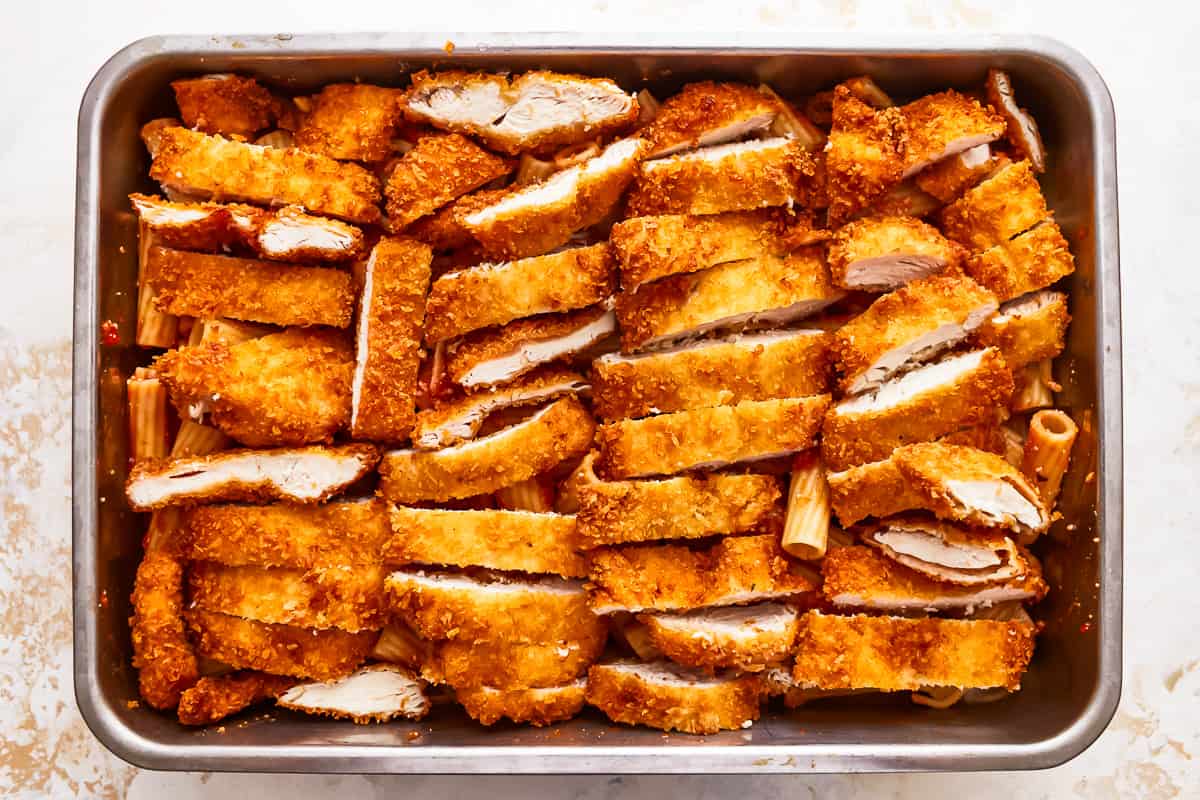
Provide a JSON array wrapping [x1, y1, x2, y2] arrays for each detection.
[[973, 290, 1070, 369], [277, 664, 430, 724], [456, 680, 587, 727], [914, 143, 1008, 204], [986, 69, 1047, 174], [615, 247, 843, 352], [423, 242, 615, 342], [403, 69, 638, 154], [384, 133, 512, 228], [826, 215, 965, 291], [171, 74, 281, 138], [586, 533, 816, 614], [595, 395, 829, 480], [148, 126, 382, 224], [821, 348, 1013, 470], [833, 272, 998, 395], [177, 671, 295, 726], [939, 160, 1048, 251], [640, 602, 800, 672], [587, 661, 764, 734], [155, 328, 353, 448], [592, 329, 830, 421], [130, 551, 199, 710], [793, 610, 1035, 691], [431, 636, 604, 690], [405, 188, 509, 251], [126, 443, 380, 511], [378, 395, 594, 503], [898, 90, 1006, 178], [965, 219, 1076, 301], [856, 515, 1034, 586], [254, 206, 366, 263], [639, 81, 780, 158], [825, 85, 908, 224], [294, 82, 404, 162]]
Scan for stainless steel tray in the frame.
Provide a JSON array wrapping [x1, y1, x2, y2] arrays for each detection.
[[72, 32, 1122, 773]]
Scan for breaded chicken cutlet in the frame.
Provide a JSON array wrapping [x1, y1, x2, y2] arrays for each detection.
[[898, 90, 1006, 178], [913, 143, 1008, 204], [826, 215, 965, 291], [640, 602, 800, 672], [294, 83, 404, 162], [130, 551, 200, 710], [171, 74, 281, 138], [972, 290, 1070, 369], [277, 664, 430, 724], [177, 671, 296, 727], [856, 515, 1032, 586], [404, 187, 508, 251], [456, 680, 587, 727], [587, 661, 764, 734], [939, 160, 1048, 252], [384, 133, 512, 229], [639, 82, 781, 158], [965, 219, 1075, 301], [431, 636, 604, 690], [825, 85, 908, 224]]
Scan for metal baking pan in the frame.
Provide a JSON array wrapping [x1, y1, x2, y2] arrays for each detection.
[[73, 32, 1122, 773]]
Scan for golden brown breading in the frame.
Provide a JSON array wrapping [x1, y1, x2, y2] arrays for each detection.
[[188, 561, 386, 633], [144, 246, 355, 328], [254, 206, 366, 263], [825, 86, 908, 224], [383, 506, 587, 577], [821, 348, 1013, 470], [404, 188, 507, 251], [640, 602, 800, 672], [149, 127, 382, 223], [432, 636, 604, 690], [586, 533, 817, 614], [276, 664, 430, 724], [126, 443, 380, 511], [130, 551, 200, 710], [938, 423, 1008, 456], [456, 681, 587, 726], [791, 610, 1036, 691], [384, 133, 512, 228], [586, 661, 764, 734], [939, 160, 1048, 251], [155, 328, 353, 447], [973, 290, 1070, 369], [832, 272, 998, 395], [826, 215, 965, 290], [129, 193, 260, 251], [424, 243, 615, 343], [964, 219, 1076, 301], [378, 395, 595, 503], [826, 456, 926, 529], [172, 75, 280, 138], [639, 81, 780, 158], [294, 83, 404, 162], [914, 146, 1009, 204], [898, 90, 1005, 177], [184, 499, 389, 568], [177, 671, 295, 726], [626, 137, 820, 217], [595, 395, 829, 480], [185, 608, 377, 681], [350, 237, 432, 442], [615, 247, 841, 352]]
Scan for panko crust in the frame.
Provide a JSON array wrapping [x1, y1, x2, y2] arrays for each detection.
[[898, 90, 1005, 177], [964, 220, 1076, 301], [639, 81, 780, 157], [586, 663, 764, 734], [640, 606, 800, 672], [826, 215, 965, 289], [827, 456, 926, 528], [404, 188, 507, 251], [915, 148, 1009, 204], [825, 86, 908, 224], [938, 423, 1008, 456], [939, 160, 1048, 251], [172, 75, 280, 138], [177, 671, 295, 726], [130, 551, 200, 710], [294, 82, 404, 162], [432, 635, 605, 690], [972, 291, 1070, 368], [384, 133, 512, 228], [456, 682, 587, 726]]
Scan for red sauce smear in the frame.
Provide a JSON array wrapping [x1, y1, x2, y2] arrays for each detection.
[[1080, 623, 1092, 633], [100, 319, 120, 346]]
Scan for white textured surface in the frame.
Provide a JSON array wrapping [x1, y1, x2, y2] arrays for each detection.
[[0, 0, 1194, 796]]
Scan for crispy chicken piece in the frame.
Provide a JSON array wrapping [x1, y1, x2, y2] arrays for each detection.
[[939, 160, 1048, 251], [826, 215, 965, 291], [938, 422, 1009, 456], [914, 144, 1008, 204], [825, 86, 908, 224], [185, 609, 376, 681], [185, 499, 389, 568], [140, 117, 183, 159], [595, 395, 829, 480], [188, 561, 386, 632], [148, 126, 382, 223], [973, 290, 1070, 369], [126, 443, 379, 511], [456, 680, 587, 727], [858, 179, 941, 220], [591, 329, 830, 421], [899, 90, 1006, 178], [832, 272, 998, 395], [294, 83, 404, 162], [821, 348, 1013, 470], [432, 636, 604, 690], [130, 551, 200, 709], [615, 247, 843, 352], [587, 661, 764, 734], [404, 188, 507, 251], [155, 328, 353, 447], [172, 75, 280, 138], [424, 243, 615, 342], [639, 81, 780, 158], [277, 664, 430, 723], [964, 219, 1075, 301], [463, 137, 646, 259], [350, 237, 432, 442], [626, 137, 820, 217], [791, 610, 1036, 691], [403, 70, 638, 154], [384, 506, 587, 577], [586, 533, 816, 614], [144, 246, 355, 328], [986, 69, 1046, 173], [856, 515, 1032, 586], [821, 545, 1046, 612], [384, 133, 512, 228], [640, 602, 800, 672], [378, 396, 594, 503], [177, 671, 295, 726], [254, 206, 366, 263]]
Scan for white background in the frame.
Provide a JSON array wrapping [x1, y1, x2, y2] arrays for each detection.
[[1, 1, 1197, 797]]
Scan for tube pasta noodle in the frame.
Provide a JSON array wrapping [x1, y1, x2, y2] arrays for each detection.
[[495, 477, 554, 512], [514, 154, 556, 185], [200, 317, 274, 345], [1021, 409, 1079, 510], [1001, 423, 1026, 468], [616, 619, 663, 660], [758, 84, 825, 149], [1012, 359, 1055, 412], [171, 420, 231, 458], [911, 686, 964, 709], [136, 223, 178, 348], [781, 450, 831, 560], [635, 89, 661, 126], [184, 319, 206, 347], [827, 526, 856, 549], [371, 622, 433, 669], [127, 368, 170, 462]]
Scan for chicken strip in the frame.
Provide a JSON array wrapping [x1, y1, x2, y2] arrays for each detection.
[[403, 69, 638, 154], [351, 237, 432, 442], [383, 506, 587, 578], [587, 661, 764, 735], [973, 290, 1070, 370], [186, 608, 376, 681], [826, 215, 965, 291], [424, 243, 615, 342], [404, 187, 507, 251], [857, 515, 1033, 586], [432, 636, 604, 690], [615, 247, 843, 352], [144, 246, 355, 328], [130, 551, 200, 709], [378, 396, 594, 503], [939, 160, 1048, 251], [177, 671, 295, 726], [126, 443, 379, 511], [277, 664, 430, 723], [898, 90, 1006, 178], [456, 680, 587, 727], [914, 144, 1008, 204], [148, 126, 382, 223], [254, 206, 366, 263], [825, 86, 908, 224], [821, 348, 1013, 470], [791, 610, 1036, 691], [586, 533, 817, 614], [832, 272, 997, 395], [595, 395, 829, 480], [384, 133, 512, 228], [172, 74, 281, 138], [964, 219, 1075, 301], [591, 329, 830, 421], [294, 83, 404, 162], [640, 81, 780, 158], [640, 602, 800, 672]]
